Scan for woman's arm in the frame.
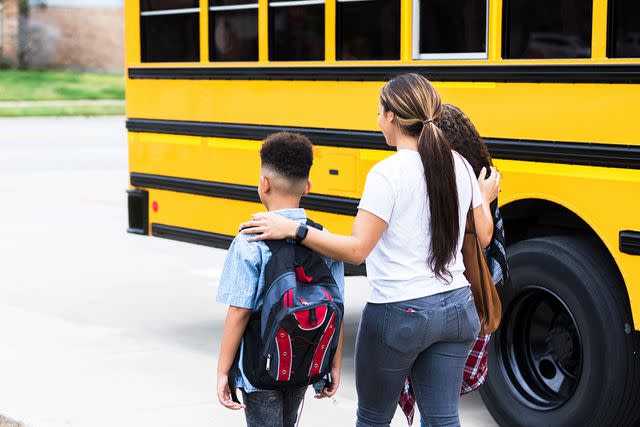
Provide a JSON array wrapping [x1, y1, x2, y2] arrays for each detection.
[[240, 209, 387, 265], [473, 204, 493, 248]]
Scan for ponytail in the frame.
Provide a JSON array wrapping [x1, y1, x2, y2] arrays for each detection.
[[418, 123, 459, 282], [380, 74, 459, 282]]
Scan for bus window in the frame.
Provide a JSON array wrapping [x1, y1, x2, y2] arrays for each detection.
[[336, 0, 400, 61], [503, 0, 592, 59], [414, 0, 487, 59], [140, 0, 200, 62], [210, 1, 259, 61], [269, 0, 325, 61], [609, 0, 640, 58]]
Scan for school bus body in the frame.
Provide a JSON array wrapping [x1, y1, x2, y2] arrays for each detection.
[[126, 76, 640, 325]]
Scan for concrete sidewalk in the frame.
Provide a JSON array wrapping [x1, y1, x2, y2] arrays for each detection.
[[0, 294, 492, 427], [0, 283, 396, 427]]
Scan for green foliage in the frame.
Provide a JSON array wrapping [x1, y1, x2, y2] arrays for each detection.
[[0, 104, 125, 117], [0, 57, 11, 70], [19, 0, 30, 16], [0, 70, 125, 101]]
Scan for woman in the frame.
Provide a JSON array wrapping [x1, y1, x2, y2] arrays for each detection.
[[240, 74, 501, 426]]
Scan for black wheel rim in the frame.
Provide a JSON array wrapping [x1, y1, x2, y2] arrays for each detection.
[[496, 286, 583, 410]]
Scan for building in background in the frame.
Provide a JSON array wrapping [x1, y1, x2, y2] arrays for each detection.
[[0, 0, 20, 67], [0, 0, 124, 71]]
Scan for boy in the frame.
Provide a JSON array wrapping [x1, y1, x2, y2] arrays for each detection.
[[216, 132, 345, 427]]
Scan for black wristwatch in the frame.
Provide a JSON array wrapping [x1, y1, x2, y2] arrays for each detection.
[[295, 223, 309, 243]]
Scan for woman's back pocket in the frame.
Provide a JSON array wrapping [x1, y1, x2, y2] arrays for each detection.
[[382, 302, 432, 353], [456, 298, 481, 342]]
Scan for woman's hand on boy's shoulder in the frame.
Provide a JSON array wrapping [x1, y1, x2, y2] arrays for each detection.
[[217, 372, 246, 410], [239, 212, 299, 242]]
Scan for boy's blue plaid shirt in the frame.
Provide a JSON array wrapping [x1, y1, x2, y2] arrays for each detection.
[[216, 208, 345, 393]]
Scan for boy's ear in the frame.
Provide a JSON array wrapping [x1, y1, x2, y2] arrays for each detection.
[[259, 175, 271, 193], [302, 179, 312, 196]]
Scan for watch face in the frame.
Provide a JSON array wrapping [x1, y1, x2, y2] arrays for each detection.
[[296, 224, 309, 242]]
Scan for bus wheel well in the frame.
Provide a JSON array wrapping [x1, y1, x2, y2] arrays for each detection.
[[502, 199, 588, 244], [501, 198, 625, 290]]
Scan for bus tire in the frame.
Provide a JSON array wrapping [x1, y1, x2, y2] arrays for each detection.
[[479, 236, 640, 427]]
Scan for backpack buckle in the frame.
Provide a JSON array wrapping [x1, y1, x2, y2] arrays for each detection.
[[295, 266, 313, 284]]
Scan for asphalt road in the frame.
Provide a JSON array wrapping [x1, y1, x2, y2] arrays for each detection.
[[0, 117, 498, 427]]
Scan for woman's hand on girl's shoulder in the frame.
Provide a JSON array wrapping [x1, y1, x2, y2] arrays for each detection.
[[478, 166, 501, 204]]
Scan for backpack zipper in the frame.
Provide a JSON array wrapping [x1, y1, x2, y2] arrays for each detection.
[[309, 307, 318, 327]]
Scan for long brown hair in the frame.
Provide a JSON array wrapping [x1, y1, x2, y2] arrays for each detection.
[[438, 104, 492, 178], [380, 74, 458, 282]]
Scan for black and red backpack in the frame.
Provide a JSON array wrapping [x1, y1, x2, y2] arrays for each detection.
[[235, 219, 344, 390]]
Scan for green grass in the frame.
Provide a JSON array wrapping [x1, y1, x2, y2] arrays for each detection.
[[0, 70, 125, 102], [0, 104, 125, 117]]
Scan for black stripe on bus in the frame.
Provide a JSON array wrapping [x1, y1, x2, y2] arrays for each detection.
[[126, 119, 640, 169], [151, 223, 367, 274], [486, 139, 639, 169], [153, 223, 233, 250], [131, 173, 360, 216], [127, 64, 640, 84], [620, 231, 640, 255], [127, 118, 389, 151]]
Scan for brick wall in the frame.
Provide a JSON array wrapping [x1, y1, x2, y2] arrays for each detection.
[[27, 6, 124, 71], [1, 0, 20, 66]]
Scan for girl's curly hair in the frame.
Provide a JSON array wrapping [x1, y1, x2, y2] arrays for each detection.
[[438, 104, 493, 177]]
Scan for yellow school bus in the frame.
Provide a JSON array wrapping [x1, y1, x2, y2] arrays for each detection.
[[124, 1, 640, 425]]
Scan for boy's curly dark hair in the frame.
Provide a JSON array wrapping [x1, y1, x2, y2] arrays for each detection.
[[260, 132, 313, 179], [438, 104, 493, 177]]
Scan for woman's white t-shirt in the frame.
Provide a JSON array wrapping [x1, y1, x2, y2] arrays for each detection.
[[358, 149, 482, 303]]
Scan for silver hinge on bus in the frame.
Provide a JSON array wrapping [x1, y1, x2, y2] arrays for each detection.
[[266, 354, 272, 371]]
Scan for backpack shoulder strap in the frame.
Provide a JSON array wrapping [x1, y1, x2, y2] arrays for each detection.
[[263, 238, 288, 254]]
